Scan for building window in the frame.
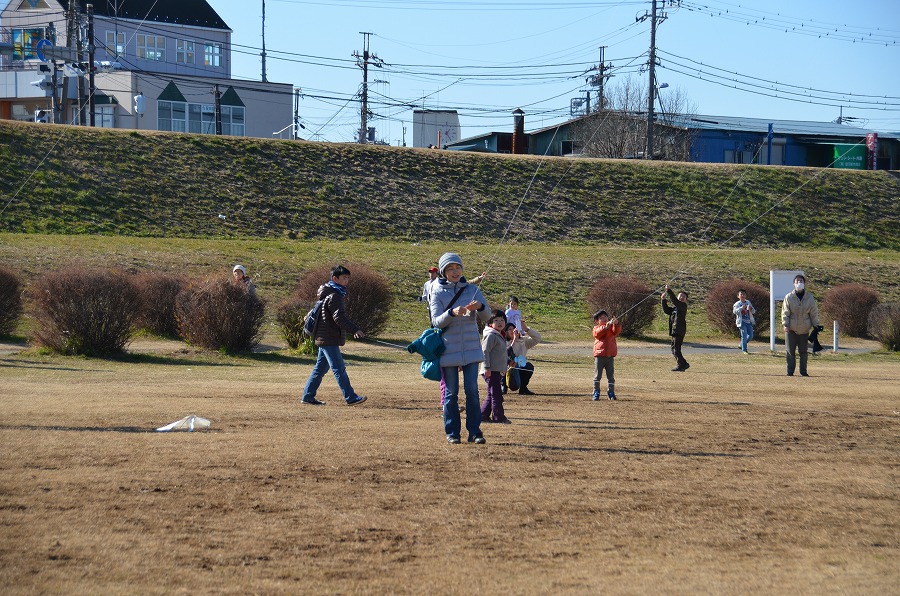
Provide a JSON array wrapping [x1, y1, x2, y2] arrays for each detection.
[[106, 31, 125, 57], [11, 28, 49, 61], [204, 44, 222, 67], [94, 106, 115, 128], [176, 40, 194, 64], [221, 106, 245, 137], [159, 101, 244, 137], [158, 100, 186, 132], [136, 34, 165, 61], [724, 149, 755, 164]]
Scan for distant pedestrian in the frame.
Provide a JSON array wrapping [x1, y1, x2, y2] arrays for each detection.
[[232, 264, 256, 296], [429, 252, 491, 444], [592, 310, 621, 400], [661, 285, 690, 371], [505, 296, 523, 333], [300, 265, 368, 406], [419, 266, 439, 304], [732, 289, 757, 353], [781, 274, 820, 377], [480, 310, 511, 424]]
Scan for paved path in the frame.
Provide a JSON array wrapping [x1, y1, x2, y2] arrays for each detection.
[[0, 337, 880, 358]]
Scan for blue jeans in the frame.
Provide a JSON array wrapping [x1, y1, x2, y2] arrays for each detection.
[[442, 362, 482, 440], [739, 321, 754, 351], [303, 345, 358, 402]]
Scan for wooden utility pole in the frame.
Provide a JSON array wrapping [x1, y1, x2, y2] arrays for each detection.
[[60, 0, 76, 123], [261, 0, 268, 82], [645, 0, 658, 159], [214, 84, 222, 135], [88, 4, 95, 127]]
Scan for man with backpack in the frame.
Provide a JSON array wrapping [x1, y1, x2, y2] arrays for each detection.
[[301, 265, 367, 406]]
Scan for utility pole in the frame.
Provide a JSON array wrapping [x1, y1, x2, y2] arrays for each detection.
[[61, 0, 76, 123], [645, 0, 659, 159], [87, 4, 95, 127], [76, 2, 86, 125], [213, 84, 222, 135], [352, 32, 383, 144], [293, 87, 300, 139], [260, 0, 267, 82], [589, 46, 612, 111]]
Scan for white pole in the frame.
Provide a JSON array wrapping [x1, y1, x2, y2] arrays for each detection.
[[833, 320, 839, 352], [770, 270, 776, 352]]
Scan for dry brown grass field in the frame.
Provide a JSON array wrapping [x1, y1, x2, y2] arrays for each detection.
[[1, 337, 897, 595]]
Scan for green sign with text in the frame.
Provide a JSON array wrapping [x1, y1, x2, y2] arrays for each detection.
[[833, 144, 865, 169]]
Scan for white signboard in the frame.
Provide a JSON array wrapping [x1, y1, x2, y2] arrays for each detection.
[[770, 270, 804, 351]]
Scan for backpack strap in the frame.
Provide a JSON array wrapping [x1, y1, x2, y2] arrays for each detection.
[[445, 285, 467, 312]]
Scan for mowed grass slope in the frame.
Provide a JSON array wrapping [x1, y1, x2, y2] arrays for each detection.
[[1, 120, 898, 249]]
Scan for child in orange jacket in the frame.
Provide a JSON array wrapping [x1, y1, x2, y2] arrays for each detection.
[[592, 310, 621, 401]]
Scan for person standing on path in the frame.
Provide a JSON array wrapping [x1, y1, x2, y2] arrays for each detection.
[[732, 289, 757, 354], [429, 252, 491, 444], [661, 285, 690, 371], [781, 274, 820, 377], [592, 310, 621, 400]]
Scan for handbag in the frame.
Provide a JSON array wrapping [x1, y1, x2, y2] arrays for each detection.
[[414, 285, 467, 381]]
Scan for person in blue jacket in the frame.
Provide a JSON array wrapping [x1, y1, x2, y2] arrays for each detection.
[[429, 252, 491, 445]]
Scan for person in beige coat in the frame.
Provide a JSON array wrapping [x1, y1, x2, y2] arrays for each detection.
[[781, 274, 820, 377]]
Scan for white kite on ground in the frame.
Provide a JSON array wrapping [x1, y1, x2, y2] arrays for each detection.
[[156, 415, 211, 432]]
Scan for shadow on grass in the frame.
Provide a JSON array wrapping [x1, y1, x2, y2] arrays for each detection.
[[0, 358, 106, 372], [109, 353, 237, 367], [496, 442, 749, 458], [0, 424, 220, 434]]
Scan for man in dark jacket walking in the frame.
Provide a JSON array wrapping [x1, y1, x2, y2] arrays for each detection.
[[661, 284, 690, 371], [301, 265, 367, 406]]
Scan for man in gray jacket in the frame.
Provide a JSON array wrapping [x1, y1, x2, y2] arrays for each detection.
[[781, 274, 820, 377]]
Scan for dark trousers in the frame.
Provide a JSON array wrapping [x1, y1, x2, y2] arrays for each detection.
[[786, 330, 809, 375], [671, 334, 688, 369], [480, 371, 506, 422], [518, 362, 534, 390]]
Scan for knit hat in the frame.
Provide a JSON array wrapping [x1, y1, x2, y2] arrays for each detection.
[[438, 252, 462, 277], [233, 265, 246, 274]]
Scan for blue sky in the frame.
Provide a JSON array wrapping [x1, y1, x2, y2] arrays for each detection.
[[213, 0, 900, 144]]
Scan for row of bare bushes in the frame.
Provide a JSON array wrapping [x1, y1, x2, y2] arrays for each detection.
[[1, 265, 897, 354], [0, 264, 394, 357]]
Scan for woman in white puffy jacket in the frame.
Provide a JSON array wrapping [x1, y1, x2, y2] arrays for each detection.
[[429, 252, 491, 445]]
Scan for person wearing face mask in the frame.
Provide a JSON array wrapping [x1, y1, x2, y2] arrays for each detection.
[[781, 274, 820, 377]]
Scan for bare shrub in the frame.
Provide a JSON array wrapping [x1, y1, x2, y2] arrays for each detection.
[[822, 283, 880, 338], [30, 268, 140, 356], [0, 265, 23, 336], [175, 274, 265, 353], [586, 276, 656, 338], [275, 299, 311, 350], [133, 272, 185, 337], [867, 303, 900, 351], [289, 264, 393, 337], [705, 278, 770, 337]]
